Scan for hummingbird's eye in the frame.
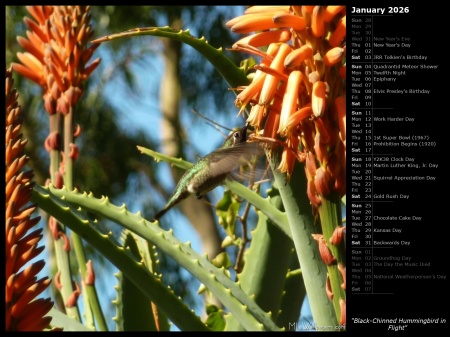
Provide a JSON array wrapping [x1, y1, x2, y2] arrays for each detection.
[[233, 132, 240, 139]]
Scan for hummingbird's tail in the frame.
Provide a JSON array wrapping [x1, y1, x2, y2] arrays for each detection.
[[152, 189, 190, 222], [152, 208, 168, 222]]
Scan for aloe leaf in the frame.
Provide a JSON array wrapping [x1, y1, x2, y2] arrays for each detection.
[[224, 184, 293, 331], [32, 184, 282, 331], [130, 231, 171, 331], [276, 268, 305, 330], [114, 231, 158, 331], [269, 156, 339, 329], [92, 26, 249, 89], [47, 307, 94, 331], [32, 185, 209, 332]]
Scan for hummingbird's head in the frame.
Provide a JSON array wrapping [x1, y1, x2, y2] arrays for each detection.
[[223, 124, 248, 148]]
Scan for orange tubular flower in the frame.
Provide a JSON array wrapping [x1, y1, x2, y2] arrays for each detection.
[[6, 67, 53, 331], [301, 6, 315, 15], [324, 47, 345, 67], [323, 6, 345, 22], [272, 13, 306, 31], [244, 6, 290, 15], [339, 299, 346, 326], [335, 95, 346, 146], [312, 234, 336, 265], [258, 43, 292, 107], [277, 132, 300, 180], [284, 45, 313, 70], [246, 103, 266, 129], [278, 70, 303, 135], [311, 80, 327, 118], [235, 71, 267, 116], [311, 6, 325, 37], [232, 29, 291, 49], [329, 226, 346, 246], [283, 105, 312, 138], [314, 166, 334, 198], [329, 15, 346, 47], [262, 107, 281, 139], [226, 13, 282, 34], [241, 43, 281, 126]]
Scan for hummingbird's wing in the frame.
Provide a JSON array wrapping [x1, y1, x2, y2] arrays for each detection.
[[229, 152, 272, 184], [208, 142, 264, 178]]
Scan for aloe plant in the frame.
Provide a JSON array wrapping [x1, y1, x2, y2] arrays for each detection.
[[10, 5, 346, 331]]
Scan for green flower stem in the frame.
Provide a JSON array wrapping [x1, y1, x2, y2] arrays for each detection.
[[64, 106, 107, 331], [317, 193, 346, 325], [269, 156, 338, 329], [49, 110, 81, 321]]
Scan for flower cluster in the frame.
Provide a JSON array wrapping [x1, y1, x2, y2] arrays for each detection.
[[6, 66, 53, 331], [227, 6, 346, 208], [12, 6, 100, 116]]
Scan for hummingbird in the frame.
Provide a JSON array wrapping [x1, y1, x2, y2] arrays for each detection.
[[153, 123, 260, 221]]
